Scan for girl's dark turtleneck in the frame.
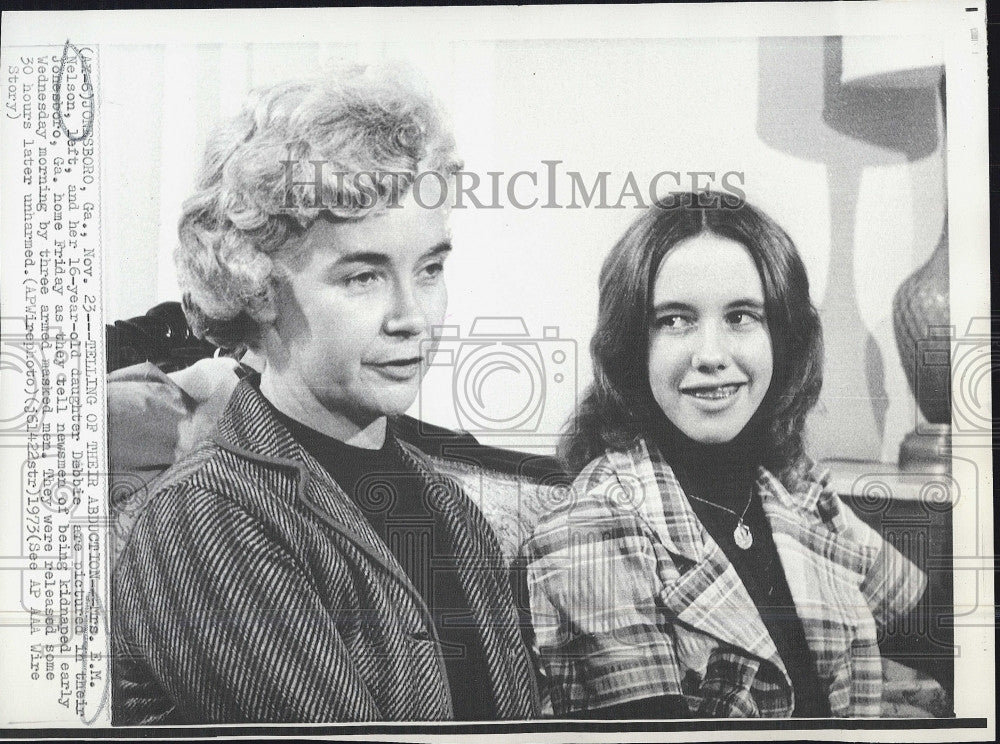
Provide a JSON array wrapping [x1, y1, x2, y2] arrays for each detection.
[[649, 418, 830, 718], [652, 416, 761, 517]]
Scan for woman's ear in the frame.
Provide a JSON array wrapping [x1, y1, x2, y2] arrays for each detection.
[[243, 278, 280, 328], [252, 270, 312, 363]]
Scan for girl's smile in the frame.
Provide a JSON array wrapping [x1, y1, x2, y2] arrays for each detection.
[[682, 381, 746, 403], [647, 232, 773, 444]]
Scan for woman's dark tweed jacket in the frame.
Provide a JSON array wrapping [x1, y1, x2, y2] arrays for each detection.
[[112, 380, 541, 724]]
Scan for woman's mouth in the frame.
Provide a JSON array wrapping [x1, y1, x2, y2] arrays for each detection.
[[367, 357, 423, 381]]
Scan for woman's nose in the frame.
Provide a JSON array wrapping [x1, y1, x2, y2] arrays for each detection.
[[691, 325, 728, 372], [383, 280, 425, 337]]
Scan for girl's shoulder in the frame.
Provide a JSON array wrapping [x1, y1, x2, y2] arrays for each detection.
[[759, 460, 907, 569], [569, 448, 623, 493], [533, 441, 661, 531]]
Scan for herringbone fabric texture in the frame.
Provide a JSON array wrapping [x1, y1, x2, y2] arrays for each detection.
[[113, 380, 539, 724]]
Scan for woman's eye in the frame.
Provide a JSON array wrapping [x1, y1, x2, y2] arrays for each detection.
[[422, 261, 445, 279], [345, 270, 380, 287]]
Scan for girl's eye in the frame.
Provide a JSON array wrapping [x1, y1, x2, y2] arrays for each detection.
[[727, 310, 762, 327], [654, 314, 693, 330]]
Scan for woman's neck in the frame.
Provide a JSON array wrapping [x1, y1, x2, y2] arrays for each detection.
[[259, 366, 387, 449]]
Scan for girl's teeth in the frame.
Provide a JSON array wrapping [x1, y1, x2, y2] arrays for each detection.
[[691, 384, 738, 399]]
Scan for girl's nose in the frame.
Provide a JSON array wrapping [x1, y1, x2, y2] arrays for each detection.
[[691, 325, 728, 372]]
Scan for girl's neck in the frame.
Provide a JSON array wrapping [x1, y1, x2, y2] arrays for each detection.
[[653, 417, 758, 467], [650, 417, 760, 509]]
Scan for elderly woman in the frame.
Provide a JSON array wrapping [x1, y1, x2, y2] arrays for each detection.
[[112, 65, 539, 724]]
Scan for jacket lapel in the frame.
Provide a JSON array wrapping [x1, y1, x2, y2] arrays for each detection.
[[394, 440, 541, 718], [602, 440, 790, 684], [213, 381, 437, 625], [214, 381, 538, 718], [760, 469, 880, 715], [761, 469, 878, 623]]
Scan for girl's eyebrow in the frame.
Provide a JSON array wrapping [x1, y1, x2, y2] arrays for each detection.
[[726, 298, 765, 309], [649, 300, 694, 314], [649, 298, 765, 315]]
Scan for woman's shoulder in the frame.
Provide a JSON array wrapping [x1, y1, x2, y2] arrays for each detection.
[[139, 435, 260, 508], [113, 438, 222, 536], [114, 436, 301, 564]]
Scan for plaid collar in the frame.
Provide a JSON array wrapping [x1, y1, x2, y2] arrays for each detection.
[[595, 437, 880, 686]]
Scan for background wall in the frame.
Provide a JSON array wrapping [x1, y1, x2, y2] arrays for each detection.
[[101, 35, 946, 464]]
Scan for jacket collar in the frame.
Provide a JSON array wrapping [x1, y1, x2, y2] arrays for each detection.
[[757, 465, 880, 578], [212, 379, 541, 716], [599, 437, 881, 692], [212, 379, 439, 624], [598, 439, 788, 678]]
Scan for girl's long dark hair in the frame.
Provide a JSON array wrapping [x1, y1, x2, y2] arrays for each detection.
[[561, 191, 824, 489]]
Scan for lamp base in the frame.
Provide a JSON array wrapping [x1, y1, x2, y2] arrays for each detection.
[[898, 424, 951, 473]]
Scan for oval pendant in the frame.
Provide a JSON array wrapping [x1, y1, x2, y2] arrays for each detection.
[[734, 520, 753, 550]]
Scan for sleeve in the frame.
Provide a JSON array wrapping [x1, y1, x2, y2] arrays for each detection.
[[835, 494, 928, 626], [526, 495, 685, 715], [113, 484, 381, 724]]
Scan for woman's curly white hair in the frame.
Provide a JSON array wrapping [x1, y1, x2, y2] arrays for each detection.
[[176, 62, 460, 348]]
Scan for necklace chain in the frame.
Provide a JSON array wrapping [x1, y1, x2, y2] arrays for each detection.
[[685, 488, 756, 550], [685, 490, 754, 521]]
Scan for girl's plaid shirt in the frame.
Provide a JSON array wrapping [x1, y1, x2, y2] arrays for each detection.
[[526, 438, 926, 717]]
